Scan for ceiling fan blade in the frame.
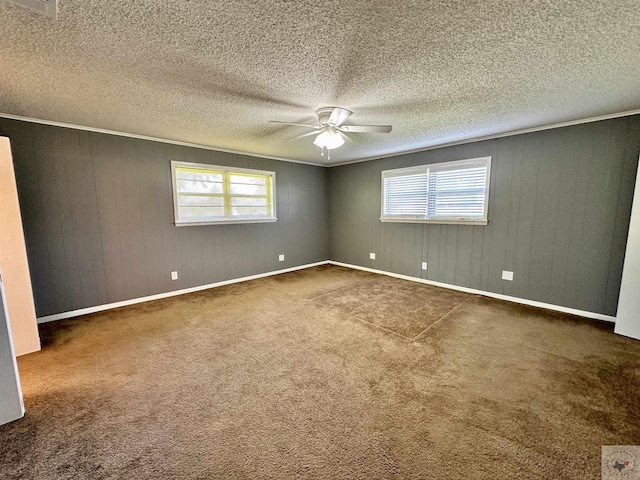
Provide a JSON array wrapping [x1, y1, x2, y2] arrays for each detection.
[[290, 130, 321, 141], [327, 107, 352, 127], [337, 131, 352, 142], [339, 125, 392, 133], [268, 121, 320, 129]]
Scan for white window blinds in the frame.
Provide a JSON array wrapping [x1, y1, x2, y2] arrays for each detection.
[[383, 172, 429, 217], [381, 157, 491, 224], [171, 161, 276, 226]]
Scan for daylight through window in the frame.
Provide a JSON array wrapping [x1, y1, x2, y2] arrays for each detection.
[[171, 161, 276, 225], [381, 157, 491, 224]]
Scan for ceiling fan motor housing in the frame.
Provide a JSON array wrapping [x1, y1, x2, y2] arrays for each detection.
[[316, 106, 352, 125]]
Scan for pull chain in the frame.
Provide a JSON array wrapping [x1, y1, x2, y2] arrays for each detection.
[[319, 146, 331, 161]]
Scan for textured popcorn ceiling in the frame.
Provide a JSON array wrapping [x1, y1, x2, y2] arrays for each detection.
[[0, 1, 639, 165]]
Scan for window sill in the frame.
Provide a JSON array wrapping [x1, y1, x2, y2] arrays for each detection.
[[380, 218, 488, 226], [175, 218, 278, 227]]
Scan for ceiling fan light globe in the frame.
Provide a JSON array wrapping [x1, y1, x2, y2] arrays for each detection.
[[313, 130, 345, 149]]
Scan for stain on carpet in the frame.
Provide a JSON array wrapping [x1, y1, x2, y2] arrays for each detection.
[[309, 275, 471, 338]]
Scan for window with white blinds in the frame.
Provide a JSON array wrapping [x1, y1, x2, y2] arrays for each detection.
[[171, 161, 276, 226], [381, 157, 491, 224]]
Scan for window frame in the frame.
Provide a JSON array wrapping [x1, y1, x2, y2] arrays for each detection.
[[171, 161, 277, 226], [380, 156, 491, 225]]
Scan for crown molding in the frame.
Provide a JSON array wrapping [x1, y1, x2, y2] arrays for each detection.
[[0, 113, 326, 168], [3, 108, 639, 169], [327, 108, 640, 167]]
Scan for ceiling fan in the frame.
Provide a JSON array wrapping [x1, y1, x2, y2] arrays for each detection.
[[269, 106, 392, 159]]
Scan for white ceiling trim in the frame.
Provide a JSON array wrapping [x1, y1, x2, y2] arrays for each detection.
[[2, 109, 639, 170], [0, 112, 326, 168], [328, 109, 640, 167]]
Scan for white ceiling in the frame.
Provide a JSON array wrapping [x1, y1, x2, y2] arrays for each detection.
[[1, 0, 639, 166]]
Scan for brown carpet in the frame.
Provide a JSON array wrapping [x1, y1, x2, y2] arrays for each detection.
[[1, 264, 639, 479], [309, 275, 470, 338]]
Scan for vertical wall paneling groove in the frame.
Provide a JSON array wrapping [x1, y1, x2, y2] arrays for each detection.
[[529, 129, 562, 302], [83, 132, 106, 305], [512, 134, 540, 298], [7, 124, 55, 314], [1, 119, 329, 318], [502, 135, 523, 298], [486, 137, 511, 294], [591, 121, 625, 312], [328, 116, 640, 316], [574, 128, 604, 310], [605, 116, 640, 314], [40, 126, 73, 311], [547, 128, 577, 307], [62, 128, 94, 307]]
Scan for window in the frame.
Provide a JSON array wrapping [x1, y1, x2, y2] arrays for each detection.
[[171, 161, 276, 226], [381, 156, 491, 225]]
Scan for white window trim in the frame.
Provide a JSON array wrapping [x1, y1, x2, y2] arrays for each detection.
[[380, 156, 491, 225], [171, 161, 277, 226]]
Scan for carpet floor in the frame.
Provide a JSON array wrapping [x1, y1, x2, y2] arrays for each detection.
[[1, 264, 639, 479]]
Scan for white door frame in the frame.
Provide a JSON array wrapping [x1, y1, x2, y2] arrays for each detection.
[[615, 156, 640, 340]]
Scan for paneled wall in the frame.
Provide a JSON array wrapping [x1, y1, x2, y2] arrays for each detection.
[[329, 116, 640, 316], [2, 115, 639, 319], [0, 119, 329, 318]]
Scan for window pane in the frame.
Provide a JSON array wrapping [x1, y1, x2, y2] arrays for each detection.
[[231, 206, 269, 216], [383, 173, 428, 216], [229, 174, 267, 186], [427, 165, 487, 219], [178, 195, 224, 207], [176, 169, 223, 183], [229, 183, 267, 196], [177, 179, 224, 194], [231, 197, 267, 207], [179, 206, 225, 218]]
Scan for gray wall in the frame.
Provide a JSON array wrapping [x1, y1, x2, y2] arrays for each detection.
[[2, 115, 639, 319], [329, 116, 640, 316], [0, 119, 329, 318]]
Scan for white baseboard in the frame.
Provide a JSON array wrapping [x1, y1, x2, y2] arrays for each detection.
[[37, 259, 616, 325], [328, 261, 616, 323], [37, 261, 330, 324]]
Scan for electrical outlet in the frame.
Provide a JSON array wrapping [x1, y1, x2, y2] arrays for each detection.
[[278, 254, 285, 262], [369, 252, 376, 260], [502, 270, 514, 281], [171, 271, 178, 281], [421, 262, 428, 270]]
